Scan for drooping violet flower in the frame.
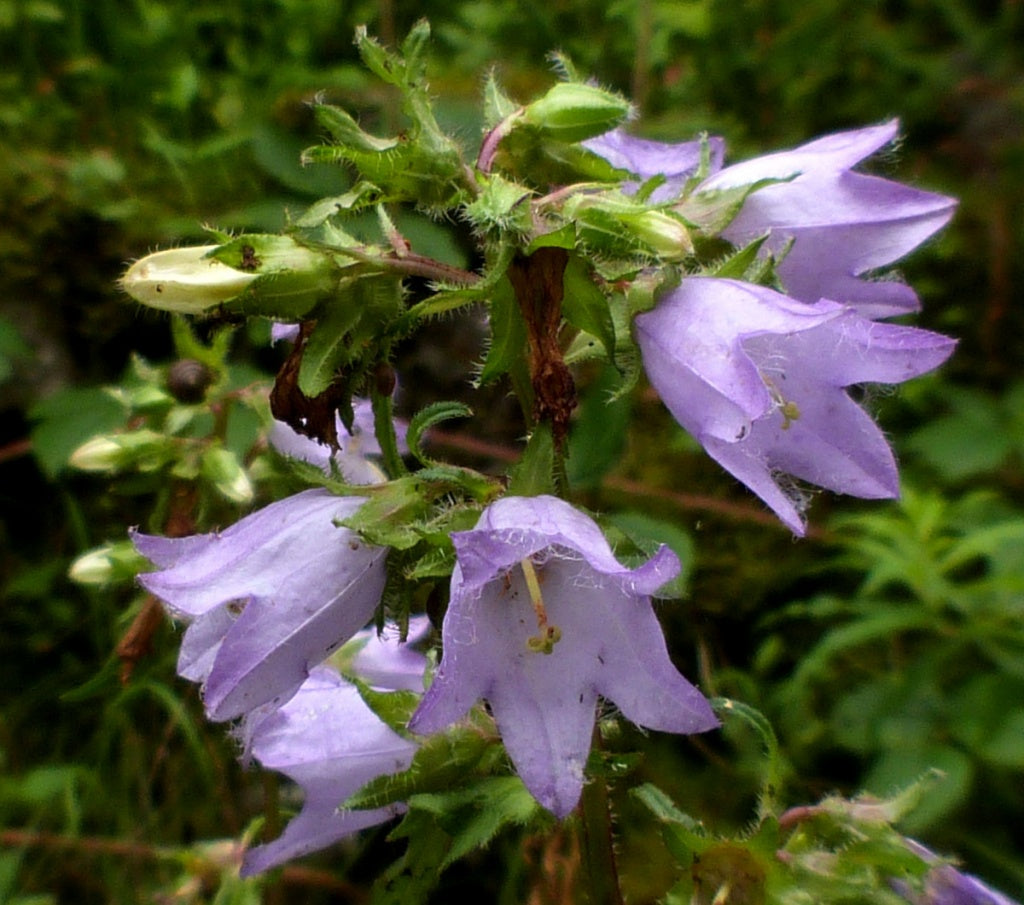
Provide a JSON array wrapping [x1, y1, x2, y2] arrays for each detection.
[[635, 278, 955, 535], [132, 489, 386, 721], [892, 841, 1021, 905], [583, 129, 725, 201], [408, 495, 718, 818], [238, 665, 418, 876], [698, 121, 956, 318]]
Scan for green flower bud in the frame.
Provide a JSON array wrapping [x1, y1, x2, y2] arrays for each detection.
[[69, 541, 149, 586], [120, 246, 259, 314], [523, 83, 631, 143], [200, 446, 254, 504], [69, 430, 173, 473], [621, 210, 694, 260]]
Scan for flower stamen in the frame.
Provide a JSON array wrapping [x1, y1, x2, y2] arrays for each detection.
[[520, 558, 562, 654]]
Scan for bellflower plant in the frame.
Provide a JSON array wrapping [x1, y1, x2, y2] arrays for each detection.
[[104, 22, 995, 904], [408, 495, 718, 816]]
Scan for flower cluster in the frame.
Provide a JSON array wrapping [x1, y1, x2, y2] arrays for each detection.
[[587, 122, 956, 534], [127, 100, 959, 881]]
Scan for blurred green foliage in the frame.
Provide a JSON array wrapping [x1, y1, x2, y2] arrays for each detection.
[[2, 0, 1023, 902]]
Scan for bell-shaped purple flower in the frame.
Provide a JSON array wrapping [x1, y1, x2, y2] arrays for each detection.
[[351, 614, 432, 692], [239, 665, 419, 876], [132, 488, 386, 720], [893, 841, 1021, 905], [584, 129, 725, 201], [635, 278, 955, 535], [408, 495, 718, 818], [699, 120, 956, 318]]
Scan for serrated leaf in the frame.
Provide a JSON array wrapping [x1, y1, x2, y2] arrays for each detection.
[[409, 776, 541, 869], [314, 103, 399, 152], [406, 401, 473, 467], [567, 365, 631, 489], [710, 234, 770, 279], [506, 423, 556, 497], [351, 680, 422, 735]]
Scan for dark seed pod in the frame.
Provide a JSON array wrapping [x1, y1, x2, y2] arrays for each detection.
[[167, 359, 213, 403]]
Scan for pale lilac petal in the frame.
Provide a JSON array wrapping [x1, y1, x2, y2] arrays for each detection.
[[240, 666, 417, 876], [134, 490, 365, 619], [203, 532, 386, 720], [271, 323, 301, 344], [133, 489, 389, 720], [409, 496, 717, 817], [584, 129, 725, 201], [635, 279, 842, 443], [895, 841, 1021, 905], [636, 278, 955, 534], [700, 120, 900, 191], [697, 121, 955, 317], [723, 171, 955, 318], [351, 615, 431, 692], [177, 605, 238, 683]]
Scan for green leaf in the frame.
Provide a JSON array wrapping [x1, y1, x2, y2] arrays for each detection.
[[606, 510, 694, 598], [506, 424, 556, 497], [296, 294, 363, 398], [345, 728, 493, 810], [478, 276, 528, 386], [561, 255, 616, 362], [409, 776, 541, 869], [406, 401, 473, 467], [566, 365, 632, 489], [28, 387, 127, 479]]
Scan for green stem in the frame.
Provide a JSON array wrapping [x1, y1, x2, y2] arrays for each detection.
[[371, 384, 408, 479], [580, 725, 624, 905]]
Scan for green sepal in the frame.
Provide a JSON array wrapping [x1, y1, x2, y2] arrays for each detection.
[[296, 274, 403, 398], [344, 727, 494, 811], [339, 475, 432, 551], [314, 102, 399, 152], [294, 184, 384, 228], [677, 177, 786, 235], [406, 401, 473, 467], [463, 173, 533, 235], [561, 255, 616, 362], [525, 222, 576, 253], [482, 69, 519, 127], [709, 233, 770, 279]]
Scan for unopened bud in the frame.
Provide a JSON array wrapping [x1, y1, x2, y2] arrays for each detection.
[[120, 246, 259, 314], [69, 541, 148, 586], [523, 83, 631, 143], [200, 446, 254, 504], [624, 210, 694, 259], [69, 430, 172, 473]]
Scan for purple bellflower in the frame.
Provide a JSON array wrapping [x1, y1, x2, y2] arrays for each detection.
[[583, 129, 725, 201], [635, 278, 956, 535], [238, 664, 419, 876], [698, 120, 957, 318], [587, 121, 955, 318], [132, 489, 387, 721], [893, 841, 1021, 905], [408, 495, 718, 818]]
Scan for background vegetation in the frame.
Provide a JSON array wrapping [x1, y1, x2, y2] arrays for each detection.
[[1, 1, 1022, 902]]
